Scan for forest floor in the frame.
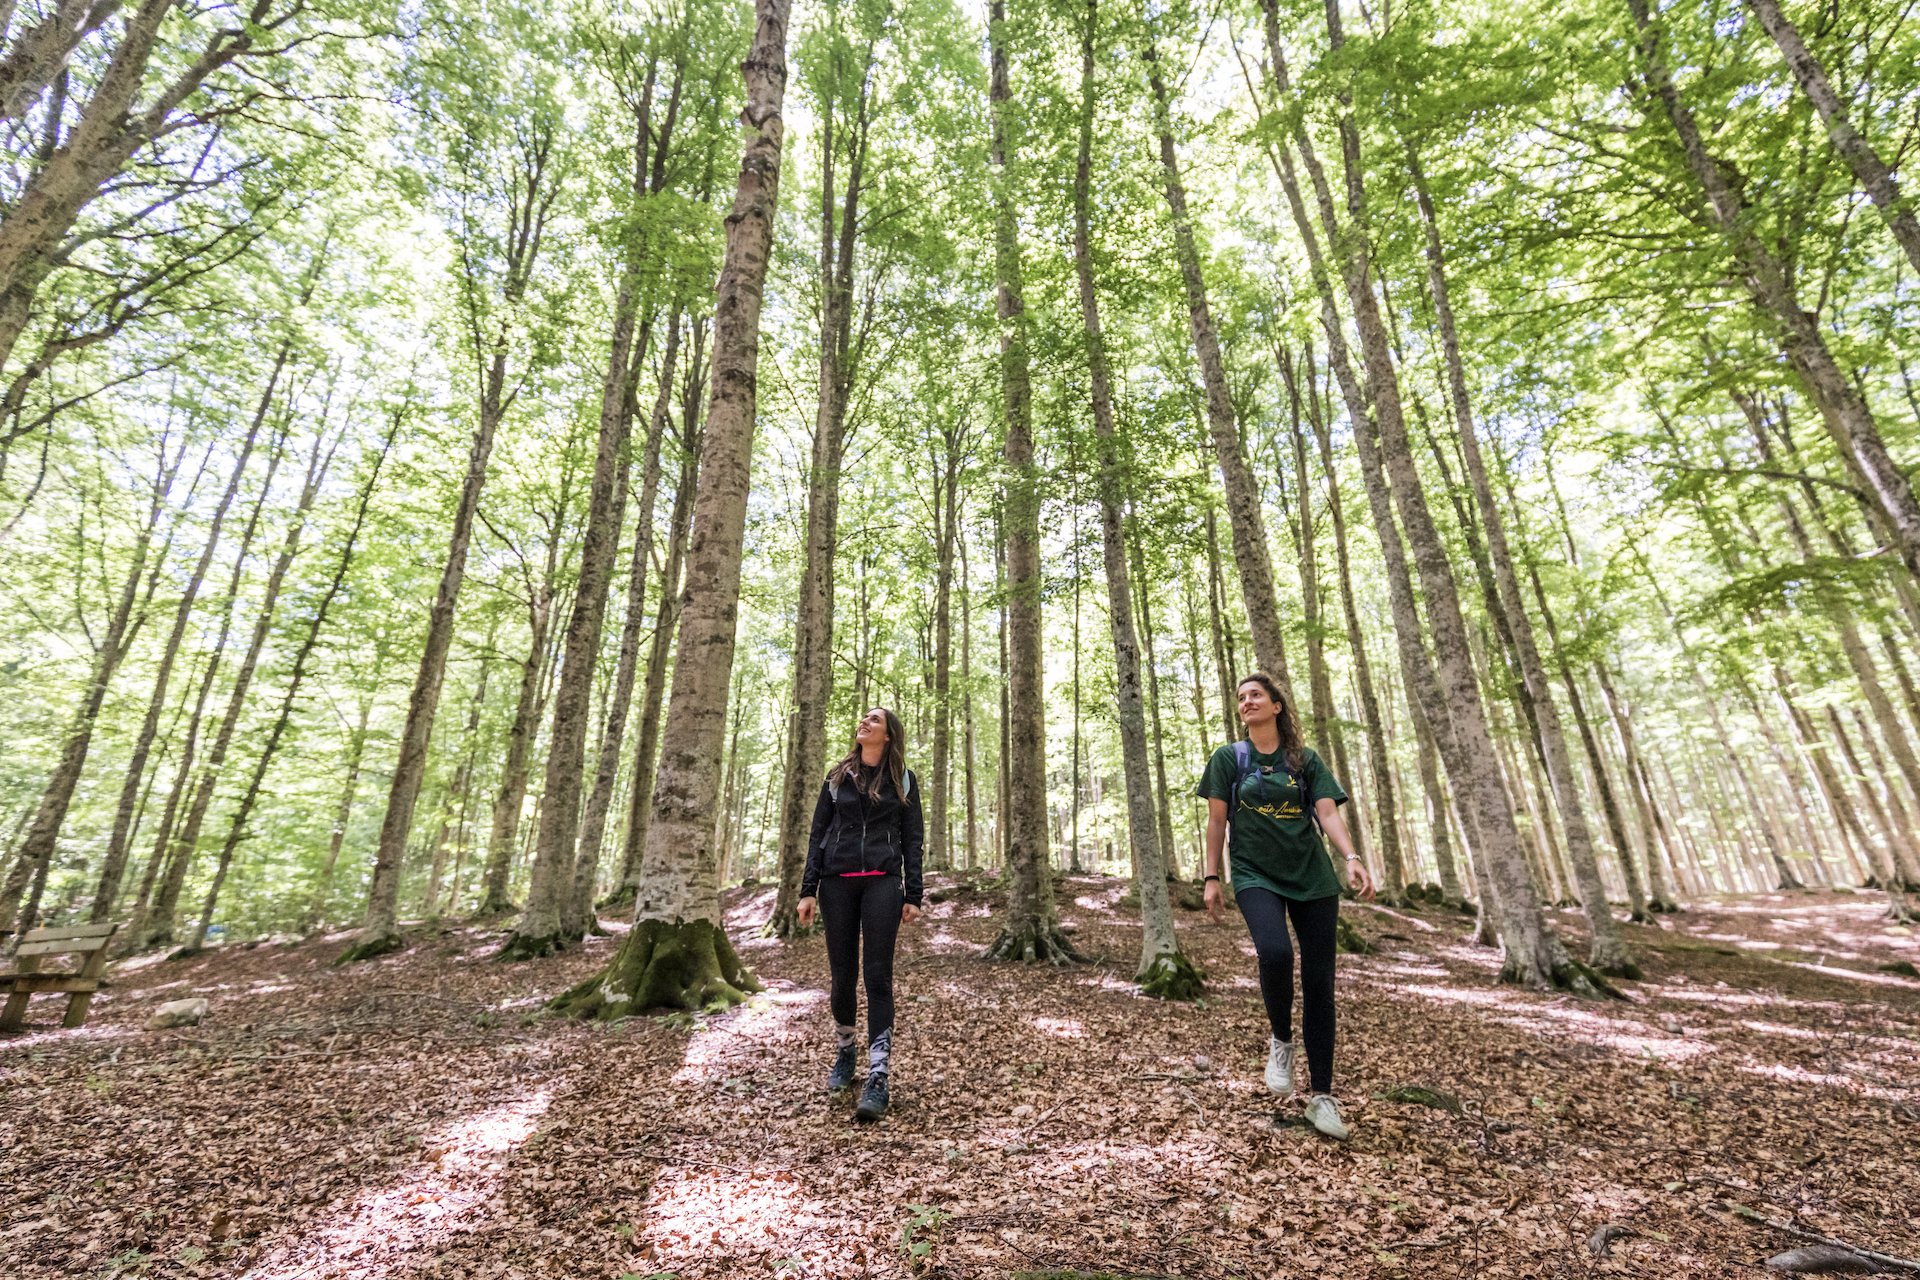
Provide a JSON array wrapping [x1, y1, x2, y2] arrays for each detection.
[[3, 876, 1918, 1280]]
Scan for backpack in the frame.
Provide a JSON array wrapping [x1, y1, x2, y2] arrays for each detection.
[[1228, 740, 1323, 848]]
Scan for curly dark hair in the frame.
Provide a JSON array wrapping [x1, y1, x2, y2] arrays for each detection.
[[1238, 672, 1305, 771]]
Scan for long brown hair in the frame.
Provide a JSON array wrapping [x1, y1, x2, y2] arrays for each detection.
[[1238, 672, 1305, 771], [827, 706, 908, 801]]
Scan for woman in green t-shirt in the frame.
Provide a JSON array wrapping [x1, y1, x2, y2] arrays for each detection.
[[1198, 672, 1373, 1139]]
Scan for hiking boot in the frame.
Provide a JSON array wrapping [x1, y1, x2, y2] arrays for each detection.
[[1265, 1037, 1296, 1096], [854, 1071, 890, 1122], [1305, 1093, 1350, 1140], [827, 1045, 857, 1092]]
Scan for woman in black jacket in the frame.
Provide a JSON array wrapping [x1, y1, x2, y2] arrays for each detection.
[[797, 706, 924, 1121]]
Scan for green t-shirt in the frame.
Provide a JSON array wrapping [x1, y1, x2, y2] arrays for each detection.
[[1195, 743, 1348, 902]]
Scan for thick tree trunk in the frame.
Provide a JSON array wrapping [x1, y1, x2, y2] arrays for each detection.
[[1409, 694, 1463, 903], [768, 91, 871, 935], [1402, 143, 1634, 974], [1074, 0, 1194, 995], [556, 1, 788, 1015], [1143, 51, 1293, 699], [982, 0, 1075, 965], [1629, 0, 1920, 579], [500, 272, 645, 959], [1277, 2, 1592, 992], [615, 446, 696, 906]]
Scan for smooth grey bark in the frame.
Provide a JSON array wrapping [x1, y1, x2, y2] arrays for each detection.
[[502, 274, 648, 960], [554, 0, 786, 1016], [983, 0, 1074, 965], [768, 63, 874, 935], [616, 401, 699, 907], [1073, 0, 1190, 993], [1402, 143, 1633, 972], [1274, 1, 1585, 990], [1142, 48, 1293, 700]]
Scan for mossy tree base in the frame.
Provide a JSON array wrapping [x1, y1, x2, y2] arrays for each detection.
[[495, 929, 565, 963], [594, 885, 635, 913], [1334, 914, 1373, 955], [336, 928, 406, 964], [473, 893, 518, 918], [1499, 949, 1626, 1000], [551, 917, 761, 1020], [1137, 949, 1206, 1000], [984, 917, 1083, 965]]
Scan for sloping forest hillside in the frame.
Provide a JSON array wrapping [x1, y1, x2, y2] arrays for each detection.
[[1, 0, 1918, 1274]]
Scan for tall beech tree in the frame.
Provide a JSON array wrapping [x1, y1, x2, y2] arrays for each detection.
[[1074, 0, 1195, 996], [554, 0, 788, 1017], [341, 17, 566, 962], [982, 0, 1076, 966]]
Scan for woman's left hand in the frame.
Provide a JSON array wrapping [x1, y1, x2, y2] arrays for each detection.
[[902, 903, 922, 925], [1347, 857, 1377, 901]]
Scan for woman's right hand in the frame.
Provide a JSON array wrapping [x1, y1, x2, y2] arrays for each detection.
[[797, 896, 816, 928], [1203, 878, 1223, 923]]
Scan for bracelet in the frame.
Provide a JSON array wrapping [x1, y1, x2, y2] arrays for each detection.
[[1345, 854, 1361, 862], [1204, 874, 1220, 883]]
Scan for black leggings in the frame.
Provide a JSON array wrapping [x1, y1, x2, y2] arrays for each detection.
[[1238, 887, 1339, 1094], [819, 873, 903, 1068]]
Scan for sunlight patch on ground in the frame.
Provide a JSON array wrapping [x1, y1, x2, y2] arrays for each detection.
[[1029, 1016, 1085, 1038], [924, 927, 982, 952], [641, 1166, 821, 1263], [1779, 961, 1920, 989], [1736, 1062, 1908, 1101], [1382, 983, 1718, 1062], [1354, 904, 1437, 932], [242, 1089, 552, 1280]]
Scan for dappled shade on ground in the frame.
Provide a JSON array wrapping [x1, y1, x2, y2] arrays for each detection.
[[2, 876, 1916, 1278]]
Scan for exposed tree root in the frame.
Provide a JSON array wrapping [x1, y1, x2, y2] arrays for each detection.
[[335, 929, 406, 964], [983, 917, 1082, 965], [594, 885, 635, 913], [1335, 913, 1374, 955], [472, 892, 518, 918], [495, 929, 565, 963], [550, 918, 761, 1019], [1137, 949, 1206, 1000]]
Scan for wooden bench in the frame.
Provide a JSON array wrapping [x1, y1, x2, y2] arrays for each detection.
[[1, 922, 117, 1031]]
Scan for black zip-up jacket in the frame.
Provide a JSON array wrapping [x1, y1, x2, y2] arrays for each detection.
[[800, 767, 924, 906]]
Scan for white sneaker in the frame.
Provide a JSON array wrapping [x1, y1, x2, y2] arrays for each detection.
[[1264, 1037, 1296, 1095], [1305, 1093, 1350, 1140]]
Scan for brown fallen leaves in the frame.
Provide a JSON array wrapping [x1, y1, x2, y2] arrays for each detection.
[[2, 880, 1916, 1279]]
